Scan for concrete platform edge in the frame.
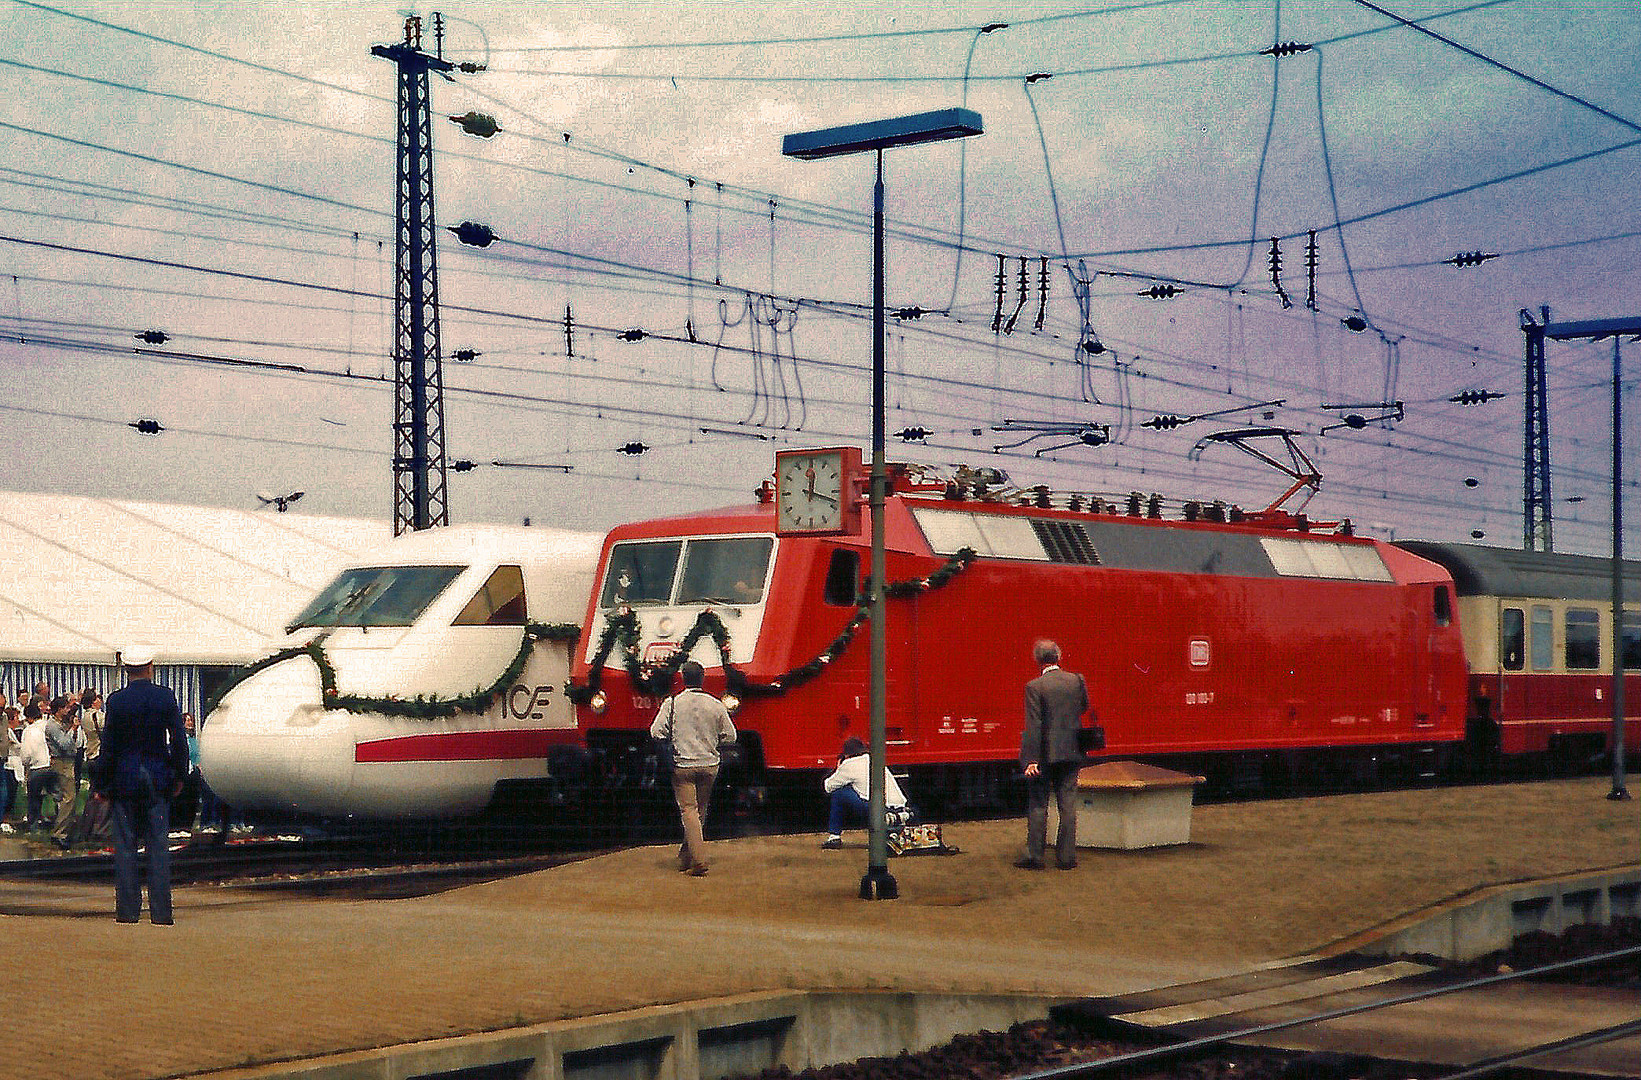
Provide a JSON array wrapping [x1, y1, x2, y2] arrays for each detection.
[[179, 989, 1069, 1080], [1319, 864, 1641, 962]]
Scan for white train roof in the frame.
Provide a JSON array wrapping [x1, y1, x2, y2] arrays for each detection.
[[0, 490, 392, 665]]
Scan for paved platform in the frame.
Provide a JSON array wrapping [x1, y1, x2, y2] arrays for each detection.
[[4, 777, 1637, 1080]]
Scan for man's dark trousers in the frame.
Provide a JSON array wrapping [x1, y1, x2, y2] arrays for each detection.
[[109, 770, 172, 924], [1026, 761, 1080, 866]]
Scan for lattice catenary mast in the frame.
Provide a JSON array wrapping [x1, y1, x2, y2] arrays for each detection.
[[374, 16, 453, 534]]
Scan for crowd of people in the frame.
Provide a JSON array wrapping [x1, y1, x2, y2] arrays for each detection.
[[1, 680, 220, 847]]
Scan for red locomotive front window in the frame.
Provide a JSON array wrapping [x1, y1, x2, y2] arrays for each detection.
[[601, 541, 682, 607], [678, 537, 772, 605]]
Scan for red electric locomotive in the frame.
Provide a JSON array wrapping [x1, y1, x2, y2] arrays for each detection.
[[571, 449, 1473, 807]]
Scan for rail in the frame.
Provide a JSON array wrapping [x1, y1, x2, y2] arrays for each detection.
[[1030, 945, 1641, 1080]]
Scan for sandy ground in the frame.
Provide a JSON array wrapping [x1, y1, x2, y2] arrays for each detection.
[[3, 776, 1636, 1080]]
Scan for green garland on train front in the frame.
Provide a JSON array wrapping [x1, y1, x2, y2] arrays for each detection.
[[569, 547, 976, 703], [204, 622, 582, 720]]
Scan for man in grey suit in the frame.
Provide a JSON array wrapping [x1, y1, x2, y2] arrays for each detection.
[[1017, 639, 1089, 870]]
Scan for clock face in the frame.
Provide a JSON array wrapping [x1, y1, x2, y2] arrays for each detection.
[[776, 451, 847, 532]]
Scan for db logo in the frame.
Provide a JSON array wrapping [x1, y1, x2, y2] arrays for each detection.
[[506, 684, 555, 720], [1188, 639, 1211, 668]]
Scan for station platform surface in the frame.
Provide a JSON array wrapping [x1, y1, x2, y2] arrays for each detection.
[[4, 776, 1637, 1080]]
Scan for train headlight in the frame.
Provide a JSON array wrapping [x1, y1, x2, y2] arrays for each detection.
[[720, 693, 740, 715], [589, 690, 607, 714]]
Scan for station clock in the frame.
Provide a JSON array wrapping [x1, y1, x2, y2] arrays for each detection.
[[774, 447, 862, 535]]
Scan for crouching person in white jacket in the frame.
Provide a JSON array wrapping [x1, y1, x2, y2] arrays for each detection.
[[820, 736, 908, 849]]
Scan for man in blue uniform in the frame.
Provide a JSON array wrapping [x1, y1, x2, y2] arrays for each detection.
[[91, 646, 189, 924]]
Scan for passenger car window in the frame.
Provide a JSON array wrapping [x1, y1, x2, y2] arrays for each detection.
[[1529, 606, 1554, 671], [1433, 585, 1452, 627], [677, 537, 773, 605], [1565, 608, 1600, 670], [1624, 610, 1641, 669], [600, 541, 681, 607], [453, 565, 528, 626], [288, 566, 465, 630], [1500, 608, 1524, 671]]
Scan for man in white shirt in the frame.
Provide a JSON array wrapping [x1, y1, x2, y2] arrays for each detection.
[[821, 736, 907, 849]]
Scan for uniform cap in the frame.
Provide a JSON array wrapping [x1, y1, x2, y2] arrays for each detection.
[[121, 646, 158, 667]]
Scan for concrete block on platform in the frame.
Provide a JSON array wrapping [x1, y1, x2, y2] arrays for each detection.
[[1074, 761, 1204, 849]]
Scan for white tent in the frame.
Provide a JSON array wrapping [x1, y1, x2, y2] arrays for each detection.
[[0, 490, 391, 713]]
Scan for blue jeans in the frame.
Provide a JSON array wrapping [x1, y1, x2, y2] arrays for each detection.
[[0, 768, 17, 823], [109, 772, 174, 923], [827, 786, 869, 835]]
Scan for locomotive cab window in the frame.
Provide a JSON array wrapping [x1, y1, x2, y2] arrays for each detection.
[[824, 548, 859, 606], [1530, 605, 1554, 671], [677, 537, 773, 605], [1501, 607, 1524, 671], [601, 541, 682, 607], [1565, 608, 1600, 670], [453, 565, 528, 626], [288, 565, 465, 630], [1433, 585, 1452, 627]]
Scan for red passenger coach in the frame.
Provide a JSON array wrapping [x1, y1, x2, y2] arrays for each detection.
[[571, 453, 1472, 805], [1396, 542, 1640, 765]]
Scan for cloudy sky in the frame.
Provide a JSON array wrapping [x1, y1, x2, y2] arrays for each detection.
[[0, 0, 1636, 554]]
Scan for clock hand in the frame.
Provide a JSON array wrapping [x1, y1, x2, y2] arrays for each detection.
[[811, 491, 838, 505]]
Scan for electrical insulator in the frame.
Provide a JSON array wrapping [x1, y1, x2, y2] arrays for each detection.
[[1081, 338, 1106, 355], [892, 306, 925, 320], [1341, 315, 1368, 332], [1268, 238, 1292, 309], [616, 328, 646, 342], [1142, 284, 1180, 299], [451, 459, 477, 472], [452, 348, 479, 363], [1025, 72, 1052, 84], [1342, 414, 1368, 429], [1146, 493, 1163, 519], [457, 62, 486, 74], [1126, 492, 1143, 516], [1033, 486, 1052, 508], [1445, 251, 1500, 268], [1078, 427, 1109, 447], [136, 330, 168, 345], [980, 22, 1008, 32], [128, 418, 163, 435], [1261, 41, 1313, 56], [1450, 389, 1504, 406], [449, 221, 495, 247], [1144, 414, 1186, 430], [1464, 477, 1479, 487], [895, 427, 931, 442], [617, 442, 649, 456], [449, 111, 499, 138]]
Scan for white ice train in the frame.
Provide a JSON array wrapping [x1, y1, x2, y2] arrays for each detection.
[[199, 525, 602, 820]]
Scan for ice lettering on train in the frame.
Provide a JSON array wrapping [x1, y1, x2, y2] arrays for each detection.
[[506, 684, 555, 720]]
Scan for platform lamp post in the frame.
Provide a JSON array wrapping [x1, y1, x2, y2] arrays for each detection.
[[783, 108, 984, 899]]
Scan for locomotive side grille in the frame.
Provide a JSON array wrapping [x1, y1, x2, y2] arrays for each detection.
[[1031, 519, 1101, 565]]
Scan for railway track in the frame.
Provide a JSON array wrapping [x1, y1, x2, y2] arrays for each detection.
[[0, 831, 614, 897]]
